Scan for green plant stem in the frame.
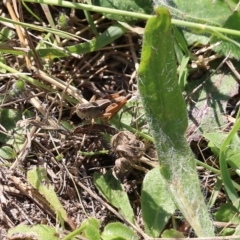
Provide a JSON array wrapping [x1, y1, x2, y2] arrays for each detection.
[[0, 16, 78, 40], [195, 159, 220, 174], [192, 160, 240, 191], [120, 123, 154, 142], [23, 0, 240, 37]]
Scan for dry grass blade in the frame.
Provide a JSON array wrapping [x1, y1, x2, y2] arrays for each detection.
[[4, 0, 31, 67]]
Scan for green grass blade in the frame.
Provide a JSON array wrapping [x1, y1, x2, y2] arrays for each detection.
[[219, 114, 240, 210], [37, 23, 126, 58], [138, 8, 214, 237], [83, 9, 99, 36]]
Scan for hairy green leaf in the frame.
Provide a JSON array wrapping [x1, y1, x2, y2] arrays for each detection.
[[138, 7, 214, 236]]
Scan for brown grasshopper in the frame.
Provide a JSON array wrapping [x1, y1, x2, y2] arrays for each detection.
[[75, 90, 131, 120]]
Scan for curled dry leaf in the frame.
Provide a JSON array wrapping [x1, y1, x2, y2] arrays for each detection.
[[111, 131, 145, 179], [113, 157, 133, 179], [111, 131, 145, 160]]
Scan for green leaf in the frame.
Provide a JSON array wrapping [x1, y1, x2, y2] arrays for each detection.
[[93, 170, 135, 224], [0, 109, 33, 155], [186, 72, 238, 138], [219, 116, 240, 210], [203, 133, 226, 156], [81, 218, 100, 240], [101, 222, 138, 240], [141, 168, 176, 237], [214, 202, 240, 223], [204, 132, 240, 172], [161, 229, 185, 238], [155, 0, 236, 45], [214, 202, 240, 235], [137, 7, 214, 236], [211, 12, 240, 60], [81, 217, 99, 231], [64, 217, 100, 240], [0, 146, 16, 160], [0, 27, 21, 55], [234, 224, 240, 236], [204, 125, 240, 209], [0, 109, 28, 152], [6, 128, 26, 153], [7, 224, 58, 240], [138, 8, 188, 137], [27, 167, 73, 227], [156, 0, 234, 25], [182, 30, 210, 46], [0, 109, 22, 133], [92, 0, 153, 22], [0, 27, 19, 56], [9, 79, 26, 97], [0, 27, 15, 42]]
